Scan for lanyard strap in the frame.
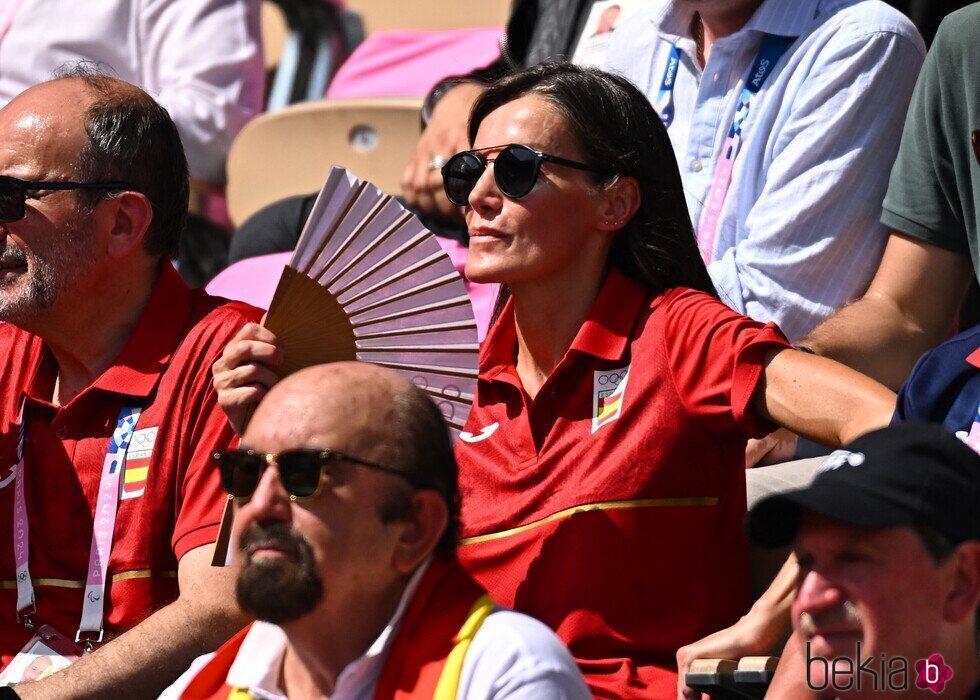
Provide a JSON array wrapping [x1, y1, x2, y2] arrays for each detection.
[[655, 45, 682, 128], [12, 403, 31, 619], [696, 33, 793, 262], [12, 401, 142, 646]]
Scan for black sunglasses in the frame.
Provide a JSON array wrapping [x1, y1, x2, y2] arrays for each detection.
[[0, 175, 133, 223], [441, 143, 603, 206], [213, 447, 426, 501]]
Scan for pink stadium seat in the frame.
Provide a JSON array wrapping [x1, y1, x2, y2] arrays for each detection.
[[207, 241, 497, 340], [326, 27, 503, 99], [206, 252, 292, 310]]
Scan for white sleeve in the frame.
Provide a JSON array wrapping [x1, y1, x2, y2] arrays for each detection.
[[706, 24, 925, 340], [138, 0, 264, 183], [155, 651, 217, 699], [457, 610, 592, 700]]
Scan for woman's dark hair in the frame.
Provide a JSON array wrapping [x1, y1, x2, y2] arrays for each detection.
[[468, 61, 717, 313]]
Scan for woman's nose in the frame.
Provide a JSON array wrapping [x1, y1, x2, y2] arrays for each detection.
[[467, 161, 503, 214]]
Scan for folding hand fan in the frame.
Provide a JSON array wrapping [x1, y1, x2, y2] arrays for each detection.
[[262, 167, 481, 441]]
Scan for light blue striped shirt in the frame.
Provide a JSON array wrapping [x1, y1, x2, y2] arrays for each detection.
[[606, 0, 925, 340]]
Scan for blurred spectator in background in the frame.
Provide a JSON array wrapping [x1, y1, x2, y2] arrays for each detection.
[[164, 363, 590, 699], [802, 3, 980, 390], [605, 0, 925, 341], [749, 424, 980, 699], [0, 0, 264, 287], [0, 0, 263, 185]]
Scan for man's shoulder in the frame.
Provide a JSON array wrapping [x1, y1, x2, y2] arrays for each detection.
[[931, 4, 980, 62], [189, 290, 264, 327], [812, 0, 922, 44], [476, 608, 572, 652], [183, 291, 264, 345], [462, 608, 589, 696]]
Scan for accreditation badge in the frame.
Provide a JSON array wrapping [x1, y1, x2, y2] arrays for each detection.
[[121, 426, 158, 500], [0, 625, 83, 685]]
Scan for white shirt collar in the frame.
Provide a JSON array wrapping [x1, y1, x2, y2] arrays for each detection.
[[225, 558, 434, 699]]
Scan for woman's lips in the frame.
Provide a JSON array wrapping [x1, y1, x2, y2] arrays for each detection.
[[469, 227, 505, 241]]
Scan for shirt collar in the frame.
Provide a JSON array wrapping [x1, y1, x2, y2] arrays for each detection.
[[21, 260, 192, 406], [479, 269, 647, 379], [338, 557, 432, 682], [225, 558, 434, 697], [568, 269, 647, 360], [89, 260, 193, 399], [653, 0, 817, 41]]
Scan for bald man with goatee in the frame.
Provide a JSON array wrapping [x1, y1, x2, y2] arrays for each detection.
[[164, 363, 590, 700]]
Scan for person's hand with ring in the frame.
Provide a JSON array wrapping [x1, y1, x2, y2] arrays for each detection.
[[401, 82, 485, 224]]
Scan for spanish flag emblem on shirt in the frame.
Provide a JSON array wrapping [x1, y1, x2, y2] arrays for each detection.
[[121, 427, 158, 500], [592, 366, 630, 434]]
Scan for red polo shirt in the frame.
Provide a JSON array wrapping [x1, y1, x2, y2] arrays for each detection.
[[0, 262, 262, 663], [455, 270, 791, 698]]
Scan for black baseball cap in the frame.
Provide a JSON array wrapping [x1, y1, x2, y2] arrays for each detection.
[[747, 423, 980, 548]]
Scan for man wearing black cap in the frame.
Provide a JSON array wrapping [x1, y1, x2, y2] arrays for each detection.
[[747, 423, 980, 699]]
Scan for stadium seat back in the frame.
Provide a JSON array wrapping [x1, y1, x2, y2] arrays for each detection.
[[261, 0, 289, 71], [326, 27, 504, 100], [344, 0, 509, 34], [226, 97, 422, 226]]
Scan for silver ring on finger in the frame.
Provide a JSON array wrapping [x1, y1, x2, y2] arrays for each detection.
[[428, 155, 448, 171]]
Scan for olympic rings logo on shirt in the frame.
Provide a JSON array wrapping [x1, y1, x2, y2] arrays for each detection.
[[597, 372, 626, 386]]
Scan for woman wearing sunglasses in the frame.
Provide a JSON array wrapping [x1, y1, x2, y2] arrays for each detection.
[[212, 63, 896, 699], [434, 62, 898, 699]]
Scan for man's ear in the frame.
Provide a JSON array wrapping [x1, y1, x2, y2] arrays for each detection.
[[595, 175, 641, 233], [391, 491, 449, 574], [103, 191, 154, 259], [942, 541, 980, 625]]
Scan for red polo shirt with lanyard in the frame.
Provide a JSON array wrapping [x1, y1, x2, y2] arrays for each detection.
[[455, 269, 791, 698], [0, 261, 262, 664]]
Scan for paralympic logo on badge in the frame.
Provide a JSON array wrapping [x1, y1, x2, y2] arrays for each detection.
[[592, 366, 631, 434]]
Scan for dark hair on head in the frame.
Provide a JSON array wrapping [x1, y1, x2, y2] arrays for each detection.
[[467, 61, 716, 312], [909, 521, 979, 649], [52, 62, 188, 258], [911, 522, 957, 565], [377, 384, 460, 559]]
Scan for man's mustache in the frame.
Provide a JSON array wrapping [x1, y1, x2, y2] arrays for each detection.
[[0, 246, 26, 266], [799, 600, 862, 636], [239, 521, 309, 562]]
